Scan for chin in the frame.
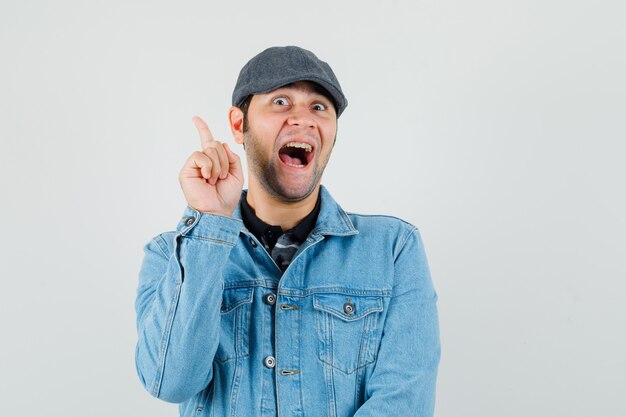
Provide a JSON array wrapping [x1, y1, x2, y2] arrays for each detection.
[[267, 180, 318, 202]]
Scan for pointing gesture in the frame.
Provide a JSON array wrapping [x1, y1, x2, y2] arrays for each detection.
[[179, 116, 244, 217], [194, 116, 217, 148]]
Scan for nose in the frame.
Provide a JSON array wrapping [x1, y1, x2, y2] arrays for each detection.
[[286, 105, 316, 129]]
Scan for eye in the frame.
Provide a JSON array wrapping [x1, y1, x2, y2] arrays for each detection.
[[312, 103, 326, 111], [273, 97, 289, 106]]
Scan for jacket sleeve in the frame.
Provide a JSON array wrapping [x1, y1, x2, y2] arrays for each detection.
[[354, 227, 441, 417], [134, 206, 243, 403]]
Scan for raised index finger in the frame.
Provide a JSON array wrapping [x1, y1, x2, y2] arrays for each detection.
[[192, 115, 214, 149]]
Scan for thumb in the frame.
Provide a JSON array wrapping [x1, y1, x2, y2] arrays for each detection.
[[224, 143, 244, 183]]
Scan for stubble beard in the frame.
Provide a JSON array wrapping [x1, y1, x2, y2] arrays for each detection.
[[243, 129, 332, 202]]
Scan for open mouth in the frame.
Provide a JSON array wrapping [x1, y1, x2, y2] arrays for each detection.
[[278, 142, 314, 168]]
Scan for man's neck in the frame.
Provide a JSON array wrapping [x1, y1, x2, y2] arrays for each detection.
[[245, 184, 320, 231]]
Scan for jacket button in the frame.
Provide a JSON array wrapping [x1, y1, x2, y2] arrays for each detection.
[[184, 217, 195, 226], [264, 293, 276, 305], [343, 302, 355, 315], [264, 355, 276, 368], [249, 237, 258, 248]]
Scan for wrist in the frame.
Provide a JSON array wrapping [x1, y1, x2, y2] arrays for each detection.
[[198, 208, 235, 218], [189, 205, 235, 218]]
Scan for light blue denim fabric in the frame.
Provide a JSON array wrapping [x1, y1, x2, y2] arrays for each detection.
[[135, 185, 440, 417]]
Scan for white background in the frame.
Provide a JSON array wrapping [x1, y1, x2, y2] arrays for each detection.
[[1, 0, 625, 416]]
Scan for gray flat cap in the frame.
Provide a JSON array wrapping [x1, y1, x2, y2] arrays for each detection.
[[232, 46, 348, 117]]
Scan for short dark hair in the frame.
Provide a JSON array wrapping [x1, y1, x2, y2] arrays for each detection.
[[239, 82, 337, 133], [240, 95, 253, 133]]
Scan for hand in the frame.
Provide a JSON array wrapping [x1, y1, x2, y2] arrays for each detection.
[[178, 116, 244, 217]]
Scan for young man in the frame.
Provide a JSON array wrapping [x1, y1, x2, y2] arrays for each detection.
[[135, 46, 440, 417]]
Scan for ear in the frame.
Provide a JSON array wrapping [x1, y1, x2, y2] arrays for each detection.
[[229, 106, 245, 145]]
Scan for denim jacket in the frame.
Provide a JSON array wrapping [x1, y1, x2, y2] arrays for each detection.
[[135, 186, 440, 417]]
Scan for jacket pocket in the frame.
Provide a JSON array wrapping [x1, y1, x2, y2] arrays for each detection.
[[313, 293, 384, 374], [214, 286, 254, 363]]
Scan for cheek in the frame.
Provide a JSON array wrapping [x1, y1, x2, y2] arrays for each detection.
[[320, 124, 337, 146], [258, 114, 285, 132], [249, 112, 282, 134]]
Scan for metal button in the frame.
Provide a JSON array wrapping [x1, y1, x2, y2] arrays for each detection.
[[264, 293, 276, 305], [249, 237, 258, 248], [343, 302, 355, 315], [184, 217, 195, 226], [264, 355, 276, 368]]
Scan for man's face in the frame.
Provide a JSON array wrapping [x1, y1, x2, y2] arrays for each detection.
[[242, 81, 337, 202]]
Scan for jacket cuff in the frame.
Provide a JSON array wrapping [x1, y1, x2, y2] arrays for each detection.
[[176, 206, 243, 246]]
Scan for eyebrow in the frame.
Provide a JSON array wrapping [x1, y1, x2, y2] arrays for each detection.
[[274, 83, 334, 103]]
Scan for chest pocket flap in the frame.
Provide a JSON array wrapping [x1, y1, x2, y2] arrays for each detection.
[[313, 293, 383, 321]]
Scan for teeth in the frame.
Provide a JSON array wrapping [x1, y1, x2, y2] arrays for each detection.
[[284, 142, 312, 152], [286, 162, 305, 168]]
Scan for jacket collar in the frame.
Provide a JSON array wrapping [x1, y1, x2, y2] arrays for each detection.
[[232, 185, 358, 238], [312, 185, 358, 237]]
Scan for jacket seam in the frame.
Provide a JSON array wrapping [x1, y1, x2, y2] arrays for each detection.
[[154, 234, 170, 257], [394, 225, 418, 262], [345, 211, 417, 226], [180, 234, 237, 246], [152, 280, 182, 398]]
